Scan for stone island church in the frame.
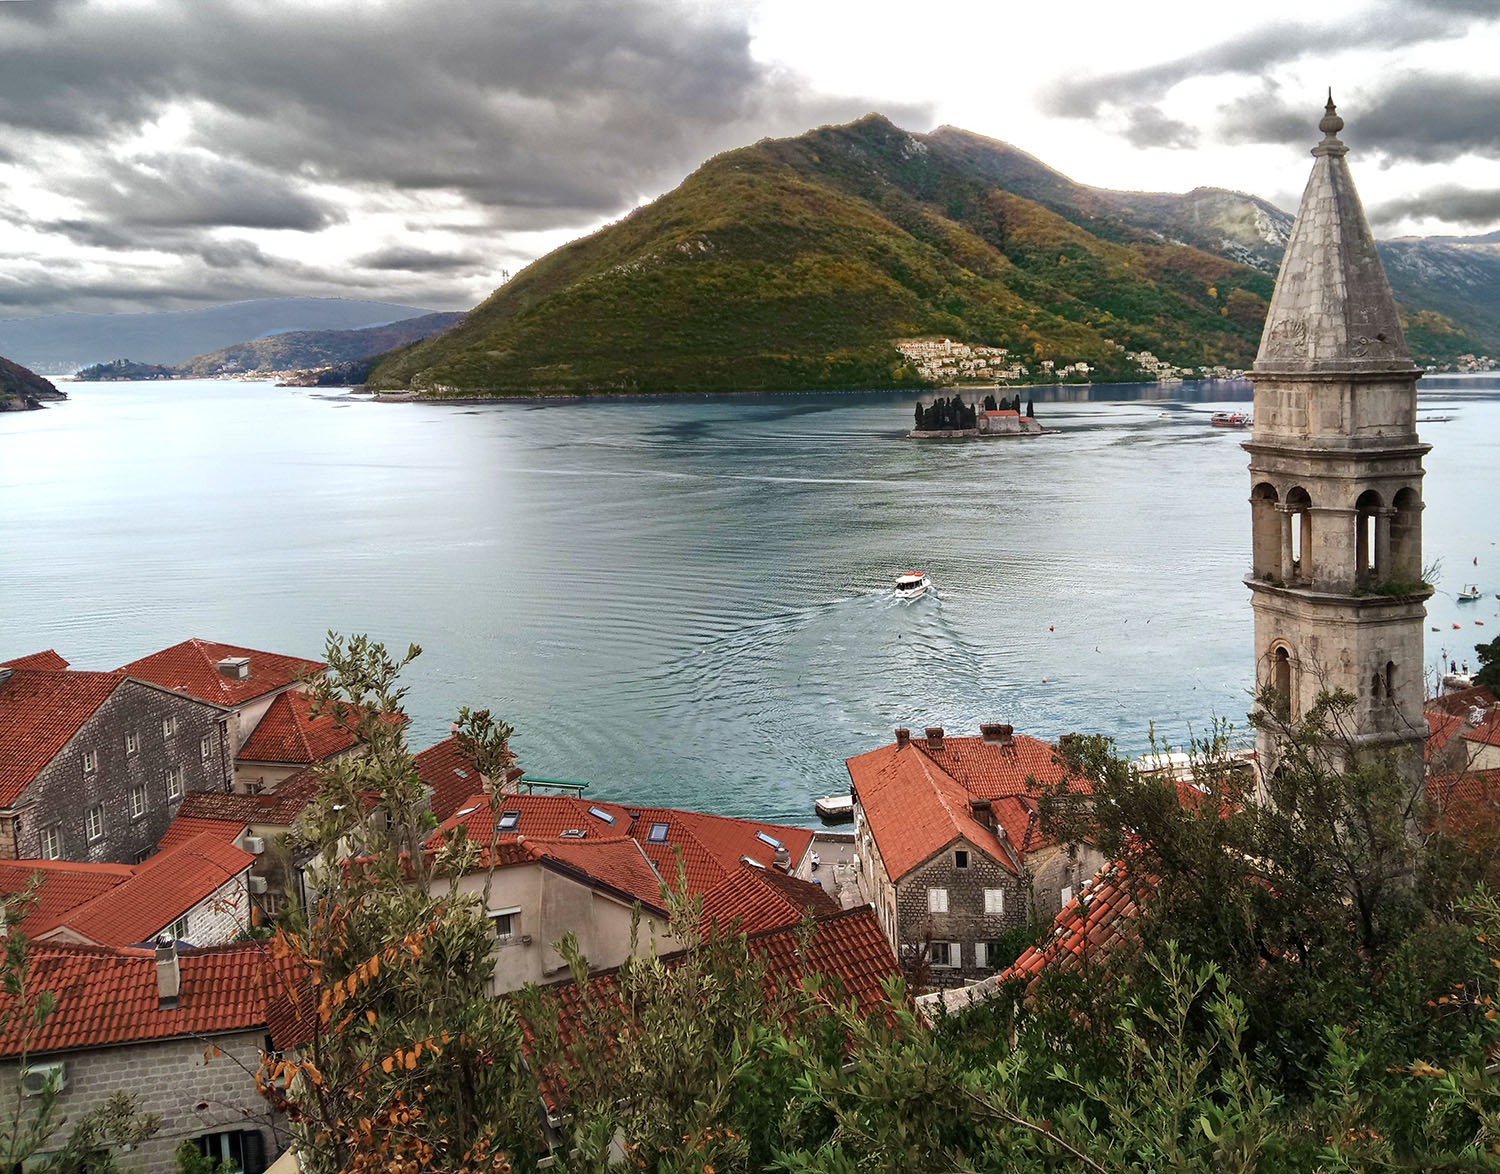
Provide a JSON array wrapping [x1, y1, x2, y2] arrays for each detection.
[[1246, 96, 1430, 781]]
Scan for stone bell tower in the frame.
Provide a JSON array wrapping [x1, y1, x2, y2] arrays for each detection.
[[1246, 95, 1431, 778]]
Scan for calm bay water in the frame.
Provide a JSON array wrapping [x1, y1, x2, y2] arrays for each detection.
[[3, 377, 1498, 823]]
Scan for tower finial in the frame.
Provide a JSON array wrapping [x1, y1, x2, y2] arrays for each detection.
[[1319, 91, 1344, 139]]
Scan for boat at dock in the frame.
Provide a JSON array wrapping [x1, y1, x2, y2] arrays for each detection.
[[815, 794, 854, 823]]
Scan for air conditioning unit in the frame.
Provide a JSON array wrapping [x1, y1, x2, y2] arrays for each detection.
[[243, 836, 265, 855], [22, 1061, 65, 1096], [248, 875, 268, 895]]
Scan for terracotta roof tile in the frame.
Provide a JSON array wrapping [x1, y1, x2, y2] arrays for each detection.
[[236, 691, 365, 766], [1427, 686, 1497, 717], [155, 815, 249, 852], [0, 669, 125, 806], [1427, 769, 1500, 835], [532, 838, 666, 913], [699, 862, 840, 934], [1003, 862, 1140, 990], [1427, 711, 1466, 761], [118, 638, 324, 707], [0, 650, 69, 671], [0, 859, 134, 936], [413, 735, 522, 823], [176, 789, 312, 828], [0, 940, 272, 1056], [1464, 709, 1500, 750], [56, 832, 255, 947]]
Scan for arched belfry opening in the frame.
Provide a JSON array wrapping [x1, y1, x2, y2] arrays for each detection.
[[1354, 490, 1385, 586], [1391, 488, 1422, 582], [1285, 488, 1312, 582], [1250, 483, 1280, 578], [1270, 645, 1294, 721]]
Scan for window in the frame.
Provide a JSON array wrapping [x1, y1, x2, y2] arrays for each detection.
[[41, 826, 60, 860], [927, 887, 948, 914], [974, 941, 987, 969], [953, 849, 969, 869], [755, 830, 783, 850], [929, 941, 959, 967], [488, 907, 520, 944], [647, 822, 669, 843], [587, 805, 616, 825], [193, 1128, 266, 1174], [129, 785, 147, 819], [161, 715, 178, 738], [165, 766, 184, 800], [81, 750, 97, 775], [984, 888, 1005, 915], [1060, 885, 1075, 907], [85, 805, 104, 842], [169, 915, 189, 941], [497, 810, 520, 831], [125, 731, 140, 755], [200, 735, 212, 761]]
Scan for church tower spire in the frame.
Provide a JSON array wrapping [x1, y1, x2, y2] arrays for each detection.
[[1246, 97, 1431, 778]]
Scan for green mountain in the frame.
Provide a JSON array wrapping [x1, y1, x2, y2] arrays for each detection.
[[0, 354, 64, 410], [369, 115, 1491, 398], [175, 311, 465, 377]]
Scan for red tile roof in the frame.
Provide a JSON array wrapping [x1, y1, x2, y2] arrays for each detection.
[[0, 669, 126, 806], [155, 815, 249, 852], [1003, 861, 1140, 990], [699, 861, 840, 934], [1427, 685, 1497, 717], [1, 650, 70, 671], [1427, 711, 1467, 762], [1427, 769, 1500, 835], [848, 731, 1079, 882], [0, 859, 134, 936], [413, 735, 522, 823], [117, 638, 324, 707], [1464, 708, 1500, 750], [236, 691, 364, 766], [0, 940, 272, 1057], [532, 838, 666, 913], [176, 788, 313, 828], [628, 806, 814, 897], [53, 833, 253, 947], [529, 906, 899, 1109]]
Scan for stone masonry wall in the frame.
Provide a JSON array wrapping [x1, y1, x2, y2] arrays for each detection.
[[10, 682, 232, 863], [895, 838, 1027, 989], [0, 1030, 284, 1173], [183, 872, 250, 946]]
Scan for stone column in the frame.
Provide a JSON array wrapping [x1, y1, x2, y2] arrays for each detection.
[[1279, 506, 1295, 581]]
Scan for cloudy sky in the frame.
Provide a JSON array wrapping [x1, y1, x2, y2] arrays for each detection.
[[0, 0, 1495, 317]]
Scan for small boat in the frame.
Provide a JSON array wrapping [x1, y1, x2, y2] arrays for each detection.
[[815, 794, 854, 823], [1210, 411, 1251, 428], [895, 571, 931, 599], [1458, 585, 1482, 602]]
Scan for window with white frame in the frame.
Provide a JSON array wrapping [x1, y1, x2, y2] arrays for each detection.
[[125, 731, 140, 755], [169, 915, 189, 940], [984, 888, 1005, 915], [81, 750, 97, 775], [488, 907, 520, 944], [161, 715, 178, 738], [974, 941, 987, 969], [165, 766, 184, 800], [200, 735, 212, 761], [929, 940, 960, 967], [85, 805, 104, 841], [1061, 885, 1075, 907], [927, 887, 948, 914], [129, 785, 147, 819], [41, 826, 60, 860]]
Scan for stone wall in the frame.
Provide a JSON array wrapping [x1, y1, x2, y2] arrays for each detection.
[[184, 872, 250, 946], [8, 682, 232, 863], [0, 1030, 285, 1173], [894, 838, 1027, 988]]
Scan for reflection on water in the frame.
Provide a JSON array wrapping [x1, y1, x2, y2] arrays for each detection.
[[2, 376, 1497, 824]]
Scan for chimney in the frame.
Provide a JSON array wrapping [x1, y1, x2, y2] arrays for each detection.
[[894, 727, 911, 748], [924, 727, 944, 750], [155, 933, 181, 1008], [214, 656, 250, 681]]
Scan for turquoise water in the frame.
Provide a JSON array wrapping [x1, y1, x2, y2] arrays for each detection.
[[2, 377, 1497, 823]]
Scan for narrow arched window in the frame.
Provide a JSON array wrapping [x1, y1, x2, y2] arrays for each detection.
[[1272, 646, 1293, 720], [1355, 490, 1383, 585]]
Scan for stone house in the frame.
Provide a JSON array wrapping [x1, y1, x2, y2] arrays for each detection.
[[0, 939, 287, 1173], [426, 794, 825, 993], [0, 661, 234, 864], [231, 690, 368, 794], [117, 638, 326, 757], [846, 724, 1103, 989], [0, 831, 253, 947]]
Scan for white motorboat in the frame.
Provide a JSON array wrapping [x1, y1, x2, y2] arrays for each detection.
[[895, 571, 931, 599], [1458, 584, 1482, 602]]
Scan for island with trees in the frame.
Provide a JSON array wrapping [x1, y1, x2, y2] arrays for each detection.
[[908, 392, 1047, 438]]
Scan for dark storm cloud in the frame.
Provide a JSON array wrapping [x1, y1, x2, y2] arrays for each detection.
[[355, 246, 481, 273], [59, 154, 343, 231], [1122, 107, 1198, 150], [1359, 76, 1500, 163], [1042, 0, 1490, 149], [1372, 186, 1500, 228]]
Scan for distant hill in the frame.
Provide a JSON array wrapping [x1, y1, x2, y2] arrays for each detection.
[[174, 311, 465, 377], [0, 354, 64, 410], [0, 298, 444, 374], [370, 116, 1494, 398]]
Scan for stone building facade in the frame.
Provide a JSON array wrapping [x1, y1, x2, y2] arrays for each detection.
[[1244, 98, 1430, 782], [0, 669, 234, 864]]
